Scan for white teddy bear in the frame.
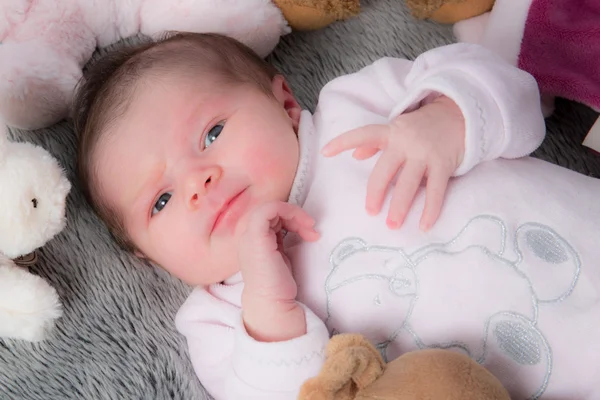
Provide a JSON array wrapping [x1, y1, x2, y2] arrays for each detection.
[[0, 0, 289, 130], [0, 122, 71, 342]]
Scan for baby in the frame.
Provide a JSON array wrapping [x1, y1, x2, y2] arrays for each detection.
[[74, 33, 600, 399]]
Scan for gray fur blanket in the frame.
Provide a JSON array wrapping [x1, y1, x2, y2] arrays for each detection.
[[1, 0, 598, 399]]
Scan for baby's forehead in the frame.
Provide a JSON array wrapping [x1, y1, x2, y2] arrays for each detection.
[[93, 69, 262, 170], [92, 123, 156, 214], [93, 77, 202, 163]]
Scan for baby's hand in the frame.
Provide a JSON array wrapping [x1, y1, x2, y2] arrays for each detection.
[[321, 96, 465, 231], [238, 201, 319, 342]]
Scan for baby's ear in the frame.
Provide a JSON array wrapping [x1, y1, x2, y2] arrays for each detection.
[[271, 75, 301, 131]]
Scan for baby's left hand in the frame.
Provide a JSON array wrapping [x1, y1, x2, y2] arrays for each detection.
[[321, 96, 465, 231]]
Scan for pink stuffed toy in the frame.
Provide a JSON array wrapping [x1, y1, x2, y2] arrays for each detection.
[[0, 0, 289, 130], [453, 0, 600, 148]]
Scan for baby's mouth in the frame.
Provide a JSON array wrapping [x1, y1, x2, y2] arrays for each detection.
[[210, 188, 249, 236]]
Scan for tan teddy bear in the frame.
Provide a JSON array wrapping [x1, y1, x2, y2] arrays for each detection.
[[405, 0, 495, 23], [298, 333, 511, 400], [275, 0, 361, 31]]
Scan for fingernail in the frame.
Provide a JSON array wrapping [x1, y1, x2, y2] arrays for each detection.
[[386, 219, 399, 229], [420, 221, 429, 231]]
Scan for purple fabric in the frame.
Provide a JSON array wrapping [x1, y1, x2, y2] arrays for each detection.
[[518, 0, 600, 111]]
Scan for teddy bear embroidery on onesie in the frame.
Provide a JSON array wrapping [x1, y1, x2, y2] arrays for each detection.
[[318, 215, 580, 400]]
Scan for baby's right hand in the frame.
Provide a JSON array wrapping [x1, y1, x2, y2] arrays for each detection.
[[238, 201, 319, 342]]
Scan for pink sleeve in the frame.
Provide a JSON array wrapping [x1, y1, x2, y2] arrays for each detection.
[[315, 42, 546, 176], [175, 285, 329, 400]]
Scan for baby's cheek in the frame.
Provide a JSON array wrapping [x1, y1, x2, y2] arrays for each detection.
[[248, 144, 297, 188], [147, 219, 198, 278], [255, 157, 284, 178]]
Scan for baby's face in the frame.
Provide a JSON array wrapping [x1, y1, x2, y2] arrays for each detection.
[[95, 74, 301, 285]]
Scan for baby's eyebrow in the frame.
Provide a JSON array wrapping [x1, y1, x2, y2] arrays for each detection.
[[131, 162, 167, 217]]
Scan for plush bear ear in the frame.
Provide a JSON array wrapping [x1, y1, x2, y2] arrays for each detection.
[[298, 334, 385, 400], [330, 238, 368, 267], [513, 222, 580, 303]]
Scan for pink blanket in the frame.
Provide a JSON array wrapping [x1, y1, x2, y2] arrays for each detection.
[[519, 0, 600, 112]]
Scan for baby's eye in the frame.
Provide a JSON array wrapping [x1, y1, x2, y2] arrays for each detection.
[[152, 192, 172, 216], [204, 122, 224, 148]]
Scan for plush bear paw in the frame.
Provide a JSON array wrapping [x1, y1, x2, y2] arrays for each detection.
[[0, 263, 62, 342]]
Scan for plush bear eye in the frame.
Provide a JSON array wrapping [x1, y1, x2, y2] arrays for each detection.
[[32, 198, 38, 208]]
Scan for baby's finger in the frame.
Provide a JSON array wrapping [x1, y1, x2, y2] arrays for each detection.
[[296, 226, 321, 242], [248, 202, 309, 236], [281, 215, 313, 235], [420, 166, 451, 231], [322, 125, 388, 157], [277, 205, 317, 233], [387, 161, 426, 229], [366, 150, 402, 215], [352, 147, 379, 160], [283, 205, 315, 228], [280, 212, 320, 242]]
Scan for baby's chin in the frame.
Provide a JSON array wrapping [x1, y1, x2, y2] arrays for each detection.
[[192, 271, 241, 287], [189, 255, 242, 287]]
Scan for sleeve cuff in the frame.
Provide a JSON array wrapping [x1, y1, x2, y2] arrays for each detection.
[[388, 72, 500, 176], [231, 303, 329, 392]]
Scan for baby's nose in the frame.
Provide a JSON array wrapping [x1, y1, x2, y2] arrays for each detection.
[[184, 166, 222, 208]]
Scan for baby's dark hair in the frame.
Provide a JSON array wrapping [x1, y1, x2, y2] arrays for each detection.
[[73, 32, 279, 252]]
